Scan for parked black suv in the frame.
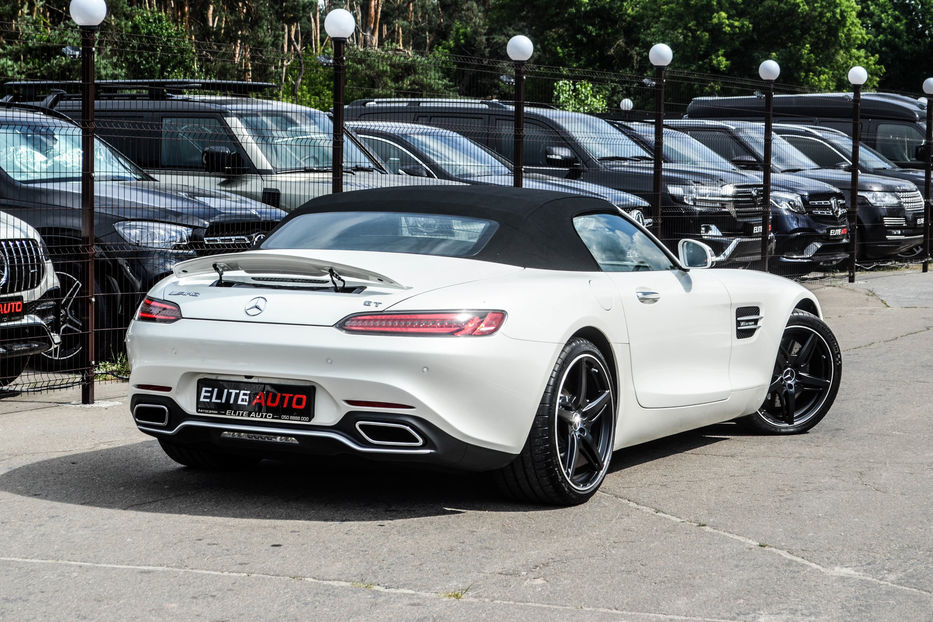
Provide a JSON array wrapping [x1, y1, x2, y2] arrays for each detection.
[[345, 99, 768, 266], [348, 120, 651, 224], [685, 93, 929, 169], [666, 119, 923, 259], [611, 121, 849, 271], [0, 103, 285, 367], [5, 80, 463, 211]]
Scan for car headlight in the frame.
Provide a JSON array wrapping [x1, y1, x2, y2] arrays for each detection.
[[771, 191, 806, 214], [668, 183, 733, 205], [859, 191, 900, 207], [114, 221, 192, 249]]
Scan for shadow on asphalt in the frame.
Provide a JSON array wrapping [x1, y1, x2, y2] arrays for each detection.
[[0, 423, 741, 520]]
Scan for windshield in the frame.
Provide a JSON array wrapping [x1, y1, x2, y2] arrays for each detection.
[[0, 121, 145, 183], [232, 109, 375, 172], [646, 127, 735, 169], [262, 211, 498, 258], [405, 132, 510, 179], [822, 133, 898, 170], [551, 113, 652, 161], [736, 128, 820, 172]]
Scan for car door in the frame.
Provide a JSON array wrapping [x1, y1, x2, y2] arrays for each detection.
[[151, 114, 263, 199], [573, 213, 733, 408]]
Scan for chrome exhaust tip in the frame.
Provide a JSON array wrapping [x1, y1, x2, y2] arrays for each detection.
[[355, 421, 424, 447]]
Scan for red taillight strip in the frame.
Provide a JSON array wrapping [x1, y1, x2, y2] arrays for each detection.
[[338, 311, 506, 336], [345, 400, 415, 409], [136, 297, 182, 323], [135, 384, 172, 392]]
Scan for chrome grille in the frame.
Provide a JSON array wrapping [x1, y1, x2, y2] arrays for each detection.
[[883, 217, 906, 228], [0, 239, 44, 295], [730, 186, 765, 220], [897, 189, 923, 213]]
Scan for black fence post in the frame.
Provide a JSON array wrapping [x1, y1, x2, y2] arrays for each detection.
[[80, 25, 97, 405], [507, 35, 532, 188], [649, 44, 672, 241], [325, 9, 355, 194], [759, 60, 779, 271], [923, 78, 933, 274], [848, 67, 866, 284]]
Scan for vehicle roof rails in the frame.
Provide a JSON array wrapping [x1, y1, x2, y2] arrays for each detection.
[[347, 97, 558, 110], [3, 79, 277, 101], [0, 99, 82, 124]]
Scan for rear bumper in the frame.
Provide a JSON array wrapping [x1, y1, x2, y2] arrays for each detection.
[[128, 318, 560, 461], [131, 395, 515, 471]]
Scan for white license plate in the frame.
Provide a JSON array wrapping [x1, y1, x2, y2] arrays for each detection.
[[918, 218, 925, 226], [829, 228, 846, 237], [752, 225, 763, 234]]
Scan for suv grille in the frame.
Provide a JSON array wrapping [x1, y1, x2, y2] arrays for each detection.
[[730, 186, 765, 220], [192, 222, 278, 256], [897, 189, 923, 213], [0, 239, 44, 294]]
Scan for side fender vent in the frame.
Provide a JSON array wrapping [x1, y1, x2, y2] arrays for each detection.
[[736, 306, 762, 339]]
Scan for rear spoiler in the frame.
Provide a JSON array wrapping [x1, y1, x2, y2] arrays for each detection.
[[173, 251, 408, 290]]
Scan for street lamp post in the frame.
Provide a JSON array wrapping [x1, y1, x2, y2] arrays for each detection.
[[922, 78, 933, 274], [324, 9, 355, 194], [507, 35, 533, 188], [848, 66, 868, 283], [649, 43, 672, 240], [70, 0, 106, 405], [758, 59, 780, 271]]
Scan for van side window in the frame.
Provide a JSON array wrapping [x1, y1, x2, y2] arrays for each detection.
[[875, 122, 924, 163], [783, 135, 847, 168], [498, 119, 575, 167], [682, 129, 751, 162], [418, 116, 486, 145], [161, 117, 235, 169]]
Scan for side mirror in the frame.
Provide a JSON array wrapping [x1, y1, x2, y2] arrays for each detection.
[[914, 142, 931, 162], [678, 239, 716, 269], [202, 146, 245, 175], [730, 155, 761, 171], [545, 146, 578, 168], [399, 164, 429, 177], [834, 161, 852, 171]]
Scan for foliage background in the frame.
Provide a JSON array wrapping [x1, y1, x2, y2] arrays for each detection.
[[2, 0, 930, 111]]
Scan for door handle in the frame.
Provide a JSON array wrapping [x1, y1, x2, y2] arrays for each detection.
[[635, 290, 661, 304]]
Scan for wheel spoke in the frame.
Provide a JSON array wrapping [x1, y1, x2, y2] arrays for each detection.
[[581, 389, 611, 421], [564, 431, 579, 479], [768, 375, 783, 391], [793, 334, 817, 366], [557, 395, 575, 423], [578, 430, 604, 472], [781, 389, 796, 424], [576, 362, 588, 408], [797, 372, 830, 390]]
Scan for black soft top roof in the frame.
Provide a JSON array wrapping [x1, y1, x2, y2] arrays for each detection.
[[285, 185, 627, 271]]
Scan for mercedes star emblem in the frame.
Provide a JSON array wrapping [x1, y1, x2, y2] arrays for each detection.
[[244, 296, 267, 316]]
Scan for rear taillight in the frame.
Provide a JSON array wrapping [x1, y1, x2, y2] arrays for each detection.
[[135, 297, 182, 323], [339, 311, 506, 336]]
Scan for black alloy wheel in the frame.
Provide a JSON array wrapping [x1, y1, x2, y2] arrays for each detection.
[[497, 338, 616, 505], [744, 311, 841, 434]]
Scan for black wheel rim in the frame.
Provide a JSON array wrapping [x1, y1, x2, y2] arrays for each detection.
[[40, 269, 83, 363], [759, 325, 834, 427], [554, 353, 614, 492]]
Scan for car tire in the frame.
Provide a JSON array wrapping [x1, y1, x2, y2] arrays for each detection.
[[496, 338, 616, 505], [741, 310, 841, 434], [35, 260, 118, 372], [0, 356, 29, 388], [158, 439, 260, 470]]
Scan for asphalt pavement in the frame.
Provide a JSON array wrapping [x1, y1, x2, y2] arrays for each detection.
[[0, 268, 931, 621]]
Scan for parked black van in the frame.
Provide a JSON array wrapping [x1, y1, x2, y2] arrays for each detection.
[[685, 93, 928, 169], [345, 99, 769, 266]]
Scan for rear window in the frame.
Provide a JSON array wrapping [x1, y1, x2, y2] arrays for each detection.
[[261, 211, 498, 258]]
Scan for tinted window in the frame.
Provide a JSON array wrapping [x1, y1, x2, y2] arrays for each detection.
[[514, 119, 577, 167], [684, 129, 751, 162], [782, 135, 848, 168], [359, 136, 431, 175], [161, 116, 236, 169], [875, 122, 924, 163], [262, 211, 498, 258], [573, 213, 673, 272]]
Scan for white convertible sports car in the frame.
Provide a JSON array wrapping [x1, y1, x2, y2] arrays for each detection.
[[127, 186, 841, 505]]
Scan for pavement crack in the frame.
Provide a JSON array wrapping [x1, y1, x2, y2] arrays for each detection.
[[596, 490, 932, 598], [845, 325, 933, 351], [0, 556, 741, 621], [121, 490, 201, 510]]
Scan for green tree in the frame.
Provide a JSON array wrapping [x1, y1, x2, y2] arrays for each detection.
[[631, 0, 881, 91], [118, 10, 199, 79], [861, 0, 933, 92], [553, 80, 609, 113]]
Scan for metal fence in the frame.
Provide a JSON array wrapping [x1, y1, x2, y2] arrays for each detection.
[[0, 24, 930, 396]]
